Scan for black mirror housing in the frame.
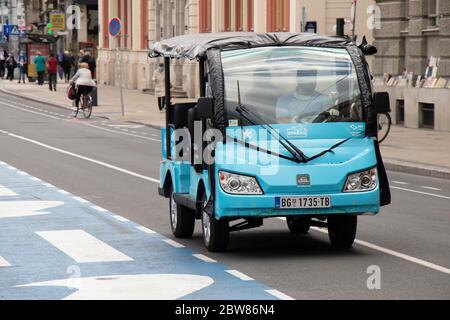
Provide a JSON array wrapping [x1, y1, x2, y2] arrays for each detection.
[[197, 97, 214, 119], [374, 92, 391, 114]]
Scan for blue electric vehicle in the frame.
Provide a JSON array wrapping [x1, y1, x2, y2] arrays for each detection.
[[151, 33, 391, 252]]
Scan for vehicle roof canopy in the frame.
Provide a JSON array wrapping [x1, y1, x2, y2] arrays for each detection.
[[149, 32, 355, 60]]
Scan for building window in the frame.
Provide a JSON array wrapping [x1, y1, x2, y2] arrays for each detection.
[[267, 0, 290, 32], [102, 0, 109, 48], [141, 0, 148, 50], [429, 0, 439, 27], [199, 0, 212, 33]]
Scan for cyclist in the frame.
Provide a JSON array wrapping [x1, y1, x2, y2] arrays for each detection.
[[70, 62, 96, 112]]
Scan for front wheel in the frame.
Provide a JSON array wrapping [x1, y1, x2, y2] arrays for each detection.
[[169, 190, 195, 238], [328, 215, 357, 248], [378, 113, 392, 144], [286, 216, 311, 234], [201, 196, 229, 252]]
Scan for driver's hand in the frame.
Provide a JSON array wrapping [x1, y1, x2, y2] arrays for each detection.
[[329, 109, 340, 116]]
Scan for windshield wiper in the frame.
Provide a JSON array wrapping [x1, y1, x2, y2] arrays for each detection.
[[235, 81, 308, 163], [234, 81, 353, 164]]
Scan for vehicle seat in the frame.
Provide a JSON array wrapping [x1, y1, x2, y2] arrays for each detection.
[[172, 103, 197, 129]]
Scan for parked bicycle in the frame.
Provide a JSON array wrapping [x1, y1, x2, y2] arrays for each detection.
[[378, 112, 392, 144]]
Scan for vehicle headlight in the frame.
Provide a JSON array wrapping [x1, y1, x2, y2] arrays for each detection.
[[219, 171, 263, 195], [343, 168, 378, 192]]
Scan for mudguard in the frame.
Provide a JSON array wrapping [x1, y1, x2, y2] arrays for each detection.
[[374, 140, 391, 206]]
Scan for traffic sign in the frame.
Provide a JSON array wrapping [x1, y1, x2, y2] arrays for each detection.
[[2, 25, 17, 37], [109, 18, 122, 38], [9, 25, 21, 35]]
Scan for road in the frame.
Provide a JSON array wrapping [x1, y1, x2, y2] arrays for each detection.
[[0, 91, 449, 300]]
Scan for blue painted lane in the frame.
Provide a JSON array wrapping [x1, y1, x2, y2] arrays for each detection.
[[0, 161, 290, 300]]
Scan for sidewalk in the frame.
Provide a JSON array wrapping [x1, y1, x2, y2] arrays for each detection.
[[0, 79, 166, 128], [1, 79, 449, 179]]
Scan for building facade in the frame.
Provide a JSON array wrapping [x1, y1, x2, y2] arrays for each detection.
[[372, 0, 450, 77], [98, 0, 377, 97]]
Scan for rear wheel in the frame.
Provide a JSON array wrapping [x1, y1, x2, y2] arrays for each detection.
[[82, 95, 93, 119], [169, 190, 195, 238], [201, 195, 229, 252], [328, 215, 357, 248], [286, 216, 311, 234]]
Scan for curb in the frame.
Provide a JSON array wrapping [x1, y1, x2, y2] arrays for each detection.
[[0, 87, 74, 111], [384, 159, 450, 180]]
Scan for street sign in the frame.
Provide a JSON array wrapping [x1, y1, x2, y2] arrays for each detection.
[[305, 21, 317, 33], [50, 13, 65, 31], [9, 25, 21, 36], [2, 25, 17, 37], [109, 18, 122, 38]]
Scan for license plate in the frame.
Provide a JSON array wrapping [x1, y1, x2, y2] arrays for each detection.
[[275, 196, 331, 209]]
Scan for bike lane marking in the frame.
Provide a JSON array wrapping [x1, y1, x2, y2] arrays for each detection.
[[0, 161, 282, 300]]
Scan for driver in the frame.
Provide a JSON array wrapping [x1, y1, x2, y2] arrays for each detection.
[[276, 69, 332, 122]]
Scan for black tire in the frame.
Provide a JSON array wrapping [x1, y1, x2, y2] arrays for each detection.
[[82, 95, 93, 119], [169, 190, 195, 238], [201, 194, 229, 252], [328, 215, 358, 248], [286, 216, 311, 234], [378, 113, 392, 144]]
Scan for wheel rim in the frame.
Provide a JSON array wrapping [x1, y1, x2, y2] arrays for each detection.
[[170, 194, 177, 230], [202, 202, 211, 245]]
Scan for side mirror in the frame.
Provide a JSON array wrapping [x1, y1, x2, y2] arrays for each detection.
[[373, 92, 391, 114], [196, 97, 214, 119], [361, 44, 378, 56]]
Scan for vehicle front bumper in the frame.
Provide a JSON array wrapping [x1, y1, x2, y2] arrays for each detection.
[[214, 187, 380, 219]]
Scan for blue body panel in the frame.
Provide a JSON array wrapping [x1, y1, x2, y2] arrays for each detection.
[[160, 123, 381, 219]]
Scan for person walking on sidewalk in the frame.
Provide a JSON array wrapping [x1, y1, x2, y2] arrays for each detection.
[[61, 51, 74, 83], [0, 49, 7, 78], [70, 62, 97, 112], [47, 54, 58, 91], [34, 52, 46, 86], [5, 54, 17, 81], [17, 53, 27, 84]]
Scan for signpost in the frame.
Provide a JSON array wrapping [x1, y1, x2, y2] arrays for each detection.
[[109, 18, 125, 117]]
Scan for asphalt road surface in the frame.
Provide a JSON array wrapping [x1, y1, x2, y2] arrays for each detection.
[[0, 91, 449, 300]]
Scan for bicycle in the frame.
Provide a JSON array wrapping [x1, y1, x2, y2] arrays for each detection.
[[377, 112, 392, 144], [72, 87, 95, 119]]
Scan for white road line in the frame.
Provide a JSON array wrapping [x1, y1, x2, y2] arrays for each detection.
[[310, 227, 450, 275], [0, 185, 17, 196], [421, 186, 441, 191], [112, 215, 130, 222], [391, 186, 450, 200], [0, 98, 160, 142], [57, 190, 70, 195], [193, 254, 217, 263], [73, 196, 89, 203], [82, 122, 161, 142], [36, 230, 133, 263], [136, 226, 157, 234], [392, 181, 408, 185], [163, 239, 185, 248], [0, 201, 63, 219], [0, 101, 61, 120], [91, 205, 108, 212], [226, 270, 254, 281], [0, 129, 161, 184], [265, 289, 295, 301], [43, 183, 54, 188], [18, 171, 28, 176], [30, 177, 41, 182], [0, 256, 11, 267]]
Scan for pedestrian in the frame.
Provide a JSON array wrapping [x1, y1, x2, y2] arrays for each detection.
[[61, 51, 74, 83], [17, 52, 27, 84], [0, 49, 7, 78], [74, 50, 84, 73], [70, 62, 97, 113], [57, 51, 65, 80], [152, 63, 172, 111], [34, 52, 46, 86], [79, 51, 96, 79], [47, 53, 58, 91], [5, 54, 17, 81]]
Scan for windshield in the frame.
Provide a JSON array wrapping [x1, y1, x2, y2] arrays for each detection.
[[222, 46, 363, 126]]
